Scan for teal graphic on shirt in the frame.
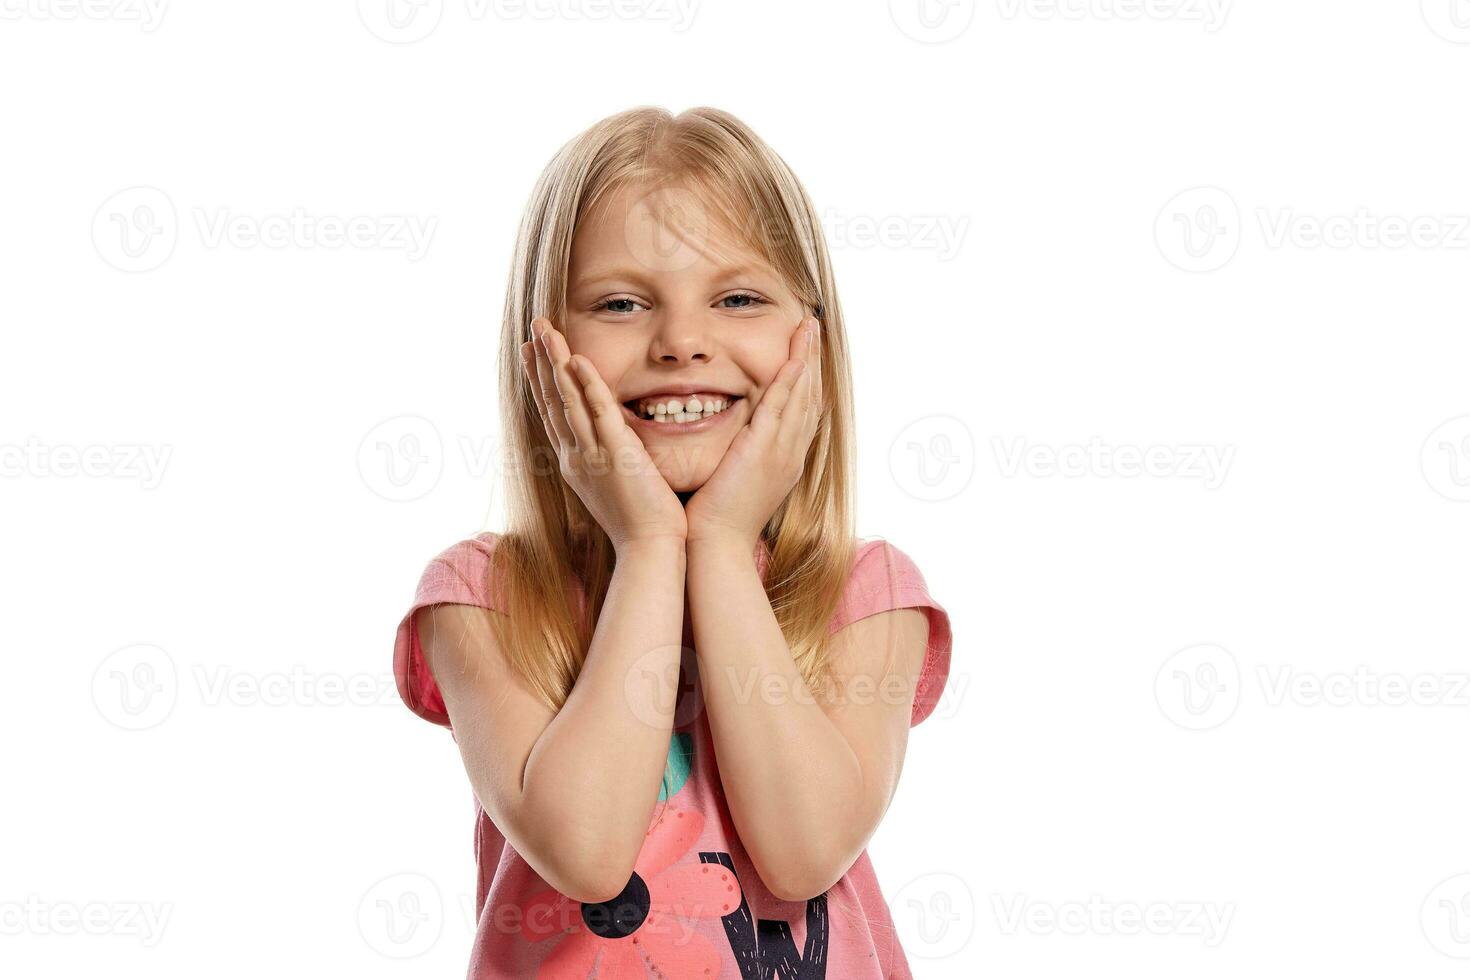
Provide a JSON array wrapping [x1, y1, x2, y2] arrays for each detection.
[[658, 731, 693, 801]]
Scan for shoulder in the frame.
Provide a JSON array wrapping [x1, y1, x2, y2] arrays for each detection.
[[841, 536, 939, 606], [394, 531, 505, 729], [830, 535, 953, 728], [412, 531, 506, 611]]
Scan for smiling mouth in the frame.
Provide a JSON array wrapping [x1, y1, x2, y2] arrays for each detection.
[[622, 395, 743, 424]]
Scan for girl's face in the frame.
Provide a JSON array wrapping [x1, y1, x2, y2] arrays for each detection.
[[563, 183, 808, 493]]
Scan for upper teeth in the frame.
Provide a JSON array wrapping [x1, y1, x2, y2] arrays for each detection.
[[634, 394, 735, 423]]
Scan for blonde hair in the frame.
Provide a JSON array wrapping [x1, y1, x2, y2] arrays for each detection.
[[488, 106, 857, 758]]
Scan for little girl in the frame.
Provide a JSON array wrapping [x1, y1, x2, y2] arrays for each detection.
[[392, 106, 953, 979]]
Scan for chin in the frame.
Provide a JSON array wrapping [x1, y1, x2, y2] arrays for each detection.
[[643, 439, 725, 494]]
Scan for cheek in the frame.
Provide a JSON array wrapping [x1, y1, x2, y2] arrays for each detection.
[[564, 332, 624, 380], [727, 334, 793, 389]]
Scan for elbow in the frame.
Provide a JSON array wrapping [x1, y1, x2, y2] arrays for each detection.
[[535, 859, 636, 906], [768, 869, 840, 904], [565, 868, 637, 906], [758, 844, 850, 904], [529, 835, 640, 906]]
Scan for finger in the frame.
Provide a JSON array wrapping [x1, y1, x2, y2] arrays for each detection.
[[776, 317, 819, 444], [526, 321, 565, 452], [802, 317, 822, 430], [568, 354, 631, 450], [531, 319, 575, 450], [541, 325, 599, 453], [749, 356, 807, 439], [521, 332, 559, 450]]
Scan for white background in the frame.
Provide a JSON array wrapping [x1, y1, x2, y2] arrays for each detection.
[[3, 1, 1469, 977]]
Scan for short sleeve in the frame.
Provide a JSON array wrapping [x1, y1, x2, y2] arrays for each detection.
[[828, 538, 953, 727], [392, 532, 506, 729]]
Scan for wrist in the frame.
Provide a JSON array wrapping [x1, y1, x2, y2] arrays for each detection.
[[614, 534, 689, 565], [685, 531, 758, 558]]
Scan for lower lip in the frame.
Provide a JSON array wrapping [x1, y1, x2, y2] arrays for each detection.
[[622, 400, 741, 435]]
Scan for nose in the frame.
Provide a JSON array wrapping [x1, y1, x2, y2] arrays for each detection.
[[649, 316, 712, 365]]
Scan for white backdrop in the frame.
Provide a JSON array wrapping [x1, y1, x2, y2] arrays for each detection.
[[3, 2, 1470, 977]]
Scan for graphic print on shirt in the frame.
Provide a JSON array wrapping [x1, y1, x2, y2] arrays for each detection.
[[658, 732, 693, 801], [699, 850, 830, 980], [512, 730, 832, 978]]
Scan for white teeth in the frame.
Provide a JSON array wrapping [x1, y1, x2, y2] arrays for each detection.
[[633, 394, 736, 423]]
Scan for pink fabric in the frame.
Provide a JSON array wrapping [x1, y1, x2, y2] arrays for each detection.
[[392, 532, 953, 979]]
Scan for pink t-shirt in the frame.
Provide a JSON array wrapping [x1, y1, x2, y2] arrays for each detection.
[[392, 532, 953, 979]]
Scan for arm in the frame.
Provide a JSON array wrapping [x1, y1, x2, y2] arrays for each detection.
[[418, 536, 687, 904], [686, 535, 931, 902]]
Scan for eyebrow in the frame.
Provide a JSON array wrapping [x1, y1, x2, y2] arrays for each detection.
[[571, 262, 772, 289]]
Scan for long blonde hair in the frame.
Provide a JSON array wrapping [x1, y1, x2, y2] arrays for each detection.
[[488, 105, 857, 732]]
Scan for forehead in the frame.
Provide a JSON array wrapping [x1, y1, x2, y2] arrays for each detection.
[[570, 182, 779, 286]]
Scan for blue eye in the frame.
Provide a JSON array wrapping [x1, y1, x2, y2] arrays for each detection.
[[596, 296, 645, 314], [719, 292, 767, 309]]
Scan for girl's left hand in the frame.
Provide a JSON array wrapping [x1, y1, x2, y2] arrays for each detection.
[[685, 315, 823, 549]]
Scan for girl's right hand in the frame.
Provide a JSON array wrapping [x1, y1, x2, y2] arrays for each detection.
[[523, 317, 688, 552]]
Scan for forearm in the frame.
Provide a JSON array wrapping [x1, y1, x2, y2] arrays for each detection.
[[522, 537, 686, 898], [686, 536, 864, 899]]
